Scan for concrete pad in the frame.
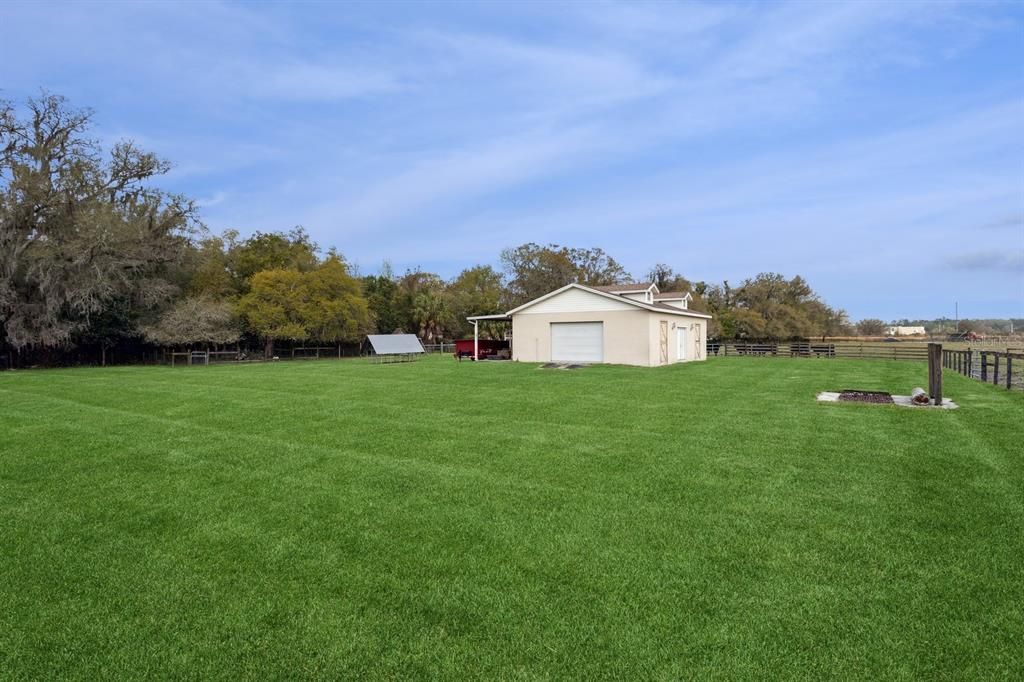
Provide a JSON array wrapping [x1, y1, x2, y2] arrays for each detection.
[[816, 391, 958, 409], [892, 395, 958, 409]]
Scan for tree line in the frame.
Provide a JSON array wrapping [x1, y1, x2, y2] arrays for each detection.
[[3, 94, 874, 367]]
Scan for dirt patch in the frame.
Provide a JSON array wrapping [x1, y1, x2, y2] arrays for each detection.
[[838, 390, 893, 404]]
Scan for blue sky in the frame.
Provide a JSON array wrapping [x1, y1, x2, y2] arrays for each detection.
[[2, 0, 1022, 320]]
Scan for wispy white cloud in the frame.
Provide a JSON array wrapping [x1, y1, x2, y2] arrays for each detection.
[[2, 0, 1020, 317], [196, 191, 228, 208], [707, 2, 900, 81], [569, 0, 741, 40], [978, 214, 1024, 231], [429, 98, 1023, 276], [287, 3, 955, 234], [945, 250, 1024, 273], [249, 61, 402, 100], [303, 124, 608, 232], [412, 29, 673, 110]]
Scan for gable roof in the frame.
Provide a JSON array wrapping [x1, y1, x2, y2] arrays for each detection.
[[649, 301, 694, 313], [654, 291, 692, 301], [592, 282, 659, 294], [505, 283, 711, 318]]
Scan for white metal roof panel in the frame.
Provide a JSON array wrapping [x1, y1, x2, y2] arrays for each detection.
[[367, 334, 425, 355]]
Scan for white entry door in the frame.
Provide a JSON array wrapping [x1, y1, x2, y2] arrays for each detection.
[[551, 322, 603, 363], [676, 326, 688, 361]]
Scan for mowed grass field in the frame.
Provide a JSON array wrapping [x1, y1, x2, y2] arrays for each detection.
[[1, 356, 1022, 679]]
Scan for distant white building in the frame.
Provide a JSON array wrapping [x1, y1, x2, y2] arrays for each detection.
[[886, 325, 927, 336]]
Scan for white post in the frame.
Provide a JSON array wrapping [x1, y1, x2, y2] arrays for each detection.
[[473, 320, 479, 361]]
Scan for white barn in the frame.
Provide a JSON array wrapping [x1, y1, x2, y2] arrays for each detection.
[[468, 282, 711, 367]]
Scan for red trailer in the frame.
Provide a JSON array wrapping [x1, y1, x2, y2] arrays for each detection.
[[454, 338, 510, 360]]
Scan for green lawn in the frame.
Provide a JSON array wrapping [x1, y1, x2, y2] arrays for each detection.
[[1, 356, 1021, 679]]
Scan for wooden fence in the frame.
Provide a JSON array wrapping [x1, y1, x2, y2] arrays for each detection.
[[163, 344, 364, 366], [706, 341, 929, 361], [940, 348, 1024, 390], [705, 341, 1022, 390]]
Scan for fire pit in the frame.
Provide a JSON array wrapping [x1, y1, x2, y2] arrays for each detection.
[[817, 341, 956, 409], [817, 390, 959, 409], [837, 390, 893, 404]]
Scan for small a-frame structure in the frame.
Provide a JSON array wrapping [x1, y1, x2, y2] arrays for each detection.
[[366, 334, 425, 363]]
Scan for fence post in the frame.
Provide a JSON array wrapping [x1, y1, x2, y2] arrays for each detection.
[[993, 354, 1000, 386], [1007, 355, 1013, 390], [928, 343, 942, 405], [981, 352, 988, 381], [966, 350, 972, 377]]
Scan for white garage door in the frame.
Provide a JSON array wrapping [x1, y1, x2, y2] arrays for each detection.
[[551, 322, 603, 363]]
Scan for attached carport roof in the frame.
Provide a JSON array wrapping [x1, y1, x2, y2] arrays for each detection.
[[466, 314, 511, 322]]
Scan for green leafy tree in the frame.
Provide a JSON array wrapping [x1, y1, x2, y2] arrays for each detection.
[[238, 259, 372, 356], [702, 281, 733, 338], [501, 243, 630, 306], [302, 255, 372, 344], [411, 289, 452, 344], [76, 297, 139, 366], [226, 227, 319, 291], [807, 301, 851, 340], [188, 234, 236, 299], [361, 273, 401, 333], [447, 265, 504, 338], [237, 269, 310, 357], [501, 243, 576, 305], [392, 269, 446, 335], [567, 246, 631, 287], [696, 273, 849, 340], [730, 308, 768, 338], [731, 273, 821, 339]]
